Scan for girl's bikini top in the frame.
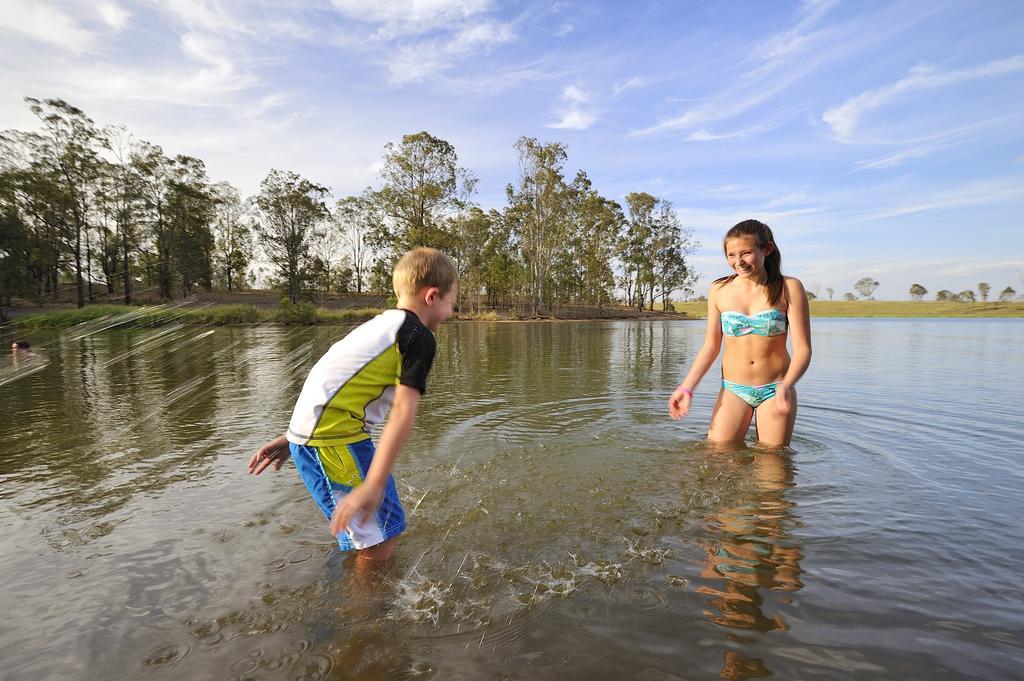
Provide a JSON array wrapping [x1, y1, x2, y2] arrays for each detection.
[[720, 309, 788, 337]]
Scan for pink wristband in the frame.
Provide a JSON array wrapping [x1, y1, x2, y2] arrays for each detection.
[[679, 386, 693, 397]]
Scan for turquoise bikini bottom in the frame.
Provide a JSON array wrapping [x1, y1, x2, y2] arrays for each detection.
[[722, 379, 779, 409]]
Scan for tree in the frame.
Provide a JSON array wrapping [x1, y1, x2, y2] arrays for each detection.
[[132, 141, 177, 298], [956, 289, 976, 303], [369, 131, 475, 254], [826, 287, 834, 301], [333, 194, 376, 294], [998, 286, 1016, 302], [506, 137, 572, 315], [255, 170, 329, 303], [935, 290, 953, 301], [978, 282, 990, 302], [165, 155, 216, 296], [0, 150, 64, 300], [854, 277, 879, 299], [621, 192, 657, 309], [570, 172, 625, 307], [806, 290, 817, 300], [651, 202, 697, 311], [211, 181, 253, 292], [20, 98, 104, 307], [368, 258, 393, 294], [843, 292, 856, 301], [0, 194, 34, 321], [477, 208, 522, 309], [449, 205, 495, 311], [308, 219, 350, 296], [102, 124, 151, 304], [909, 283, 927, 300]]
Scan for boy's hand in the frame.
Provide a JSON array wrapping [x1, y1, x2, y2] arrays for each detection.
[[668, 385, 693, 420], [330, 482, 385, 537], [248, 435, 291, 475]]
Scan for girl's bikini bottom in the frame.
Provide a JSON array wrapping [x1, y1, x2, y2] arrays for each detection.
[[721, 379, 779, 409]]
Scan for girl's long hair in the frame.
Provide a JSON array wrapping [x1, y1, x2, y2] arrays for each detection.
[[712, 219, 785, 307]]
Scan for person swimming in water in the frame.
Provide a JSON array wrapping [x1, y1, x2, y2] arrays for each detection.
[[668, 219, 811, 446]]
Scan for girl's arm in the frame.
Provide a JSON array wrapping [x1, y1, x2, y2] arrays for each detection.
[[780, 277, 812, 388], [669, 287, 724, 419]]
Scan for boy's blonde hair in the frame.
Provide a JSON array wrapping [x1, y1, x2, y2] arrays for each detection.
[[392, 247, 458, 298]]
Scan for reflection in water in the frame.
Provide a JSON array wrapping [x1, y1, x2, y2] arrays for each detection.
[[696, 447, 803, 680]]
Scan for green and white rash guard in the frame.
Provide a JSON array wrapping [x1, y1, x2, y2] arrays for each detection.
[[286, 309, 436, 447]]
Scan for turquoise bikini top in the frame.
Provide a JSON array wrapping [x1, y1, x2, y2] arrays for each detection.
[[720, 309, 788, 337]]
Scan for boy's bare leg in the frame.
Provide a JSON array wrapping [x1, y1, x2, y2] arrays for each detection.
[[355, 537, 398, 570]]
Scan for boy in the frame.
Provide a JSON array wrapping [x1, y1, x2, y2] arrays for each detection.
[[248, 247, 458, 566]]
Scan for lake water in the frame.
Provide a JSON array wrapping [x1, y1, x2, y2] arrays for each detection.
[[1, 318, 1022, 680]]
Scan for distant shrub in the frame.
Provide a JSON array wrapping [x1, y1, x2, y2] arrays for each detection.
[[461, 310, 499, 321], [15, 304, 134, 329], [276, 300, 318, 324], [196, 305, 261, 325], [316, 307, 380, 324]]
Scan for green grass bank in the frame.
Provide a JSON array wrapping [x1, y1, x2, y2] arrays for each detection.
[[10, 303, 383, 330], [9, 299, 1023, 330], [671, 300, 1024, 318]]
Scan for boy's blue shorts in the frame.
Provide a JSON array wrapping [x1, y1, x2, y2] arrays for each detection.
[[290, 439, 407, 551]]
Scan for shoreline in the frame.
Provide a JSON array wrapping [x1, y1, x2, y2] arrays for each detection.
[[4, 299, 1022, 330], [671, 300, 1024, 319], [3, 302, 689, 330]]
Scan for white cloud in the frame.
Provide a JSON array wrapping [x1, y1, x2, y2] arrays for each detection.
[[96, 2, 130, 31], [433, 61, 557, 95], [448, 20, 515, 52], [748, 0, 837, 71], [854, 115, 1023, 170], [686, 122, 777, 142], [704, 184, 747, 196], [562, 85, 589, 102], [338, 2, 517, 85], [633, 0, 837, 136], [823, 55, 1024, 141], [554, 22, 574, 37], [181, 32, 235, 74], [57, 29, 261, 108], [247, 93, 290, 117], [387, 45, 451, 85], [852, 177, 1024, 220], [157, 0, 237, 31], [612, 76, 645, 95], [331, 0, 492, 39], [547, 109, 596, 130], [547, 84, 597, 130], [0, 0, 95, 52]]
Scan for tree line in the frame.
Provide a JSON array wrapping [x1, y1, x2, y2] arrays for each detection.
[[0, 98, 699, 321], [804, 278, 1018, 302], [911, 282, 1017, 303]]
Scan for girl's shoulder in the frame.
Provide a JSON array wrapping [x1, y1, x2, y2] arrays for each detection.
[[783, 275, 805, 290], [781, 277, 807, 309]]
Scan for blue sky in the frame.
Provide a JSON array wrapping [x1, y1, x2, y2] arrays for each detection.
[[2, 0, 1023, 299]]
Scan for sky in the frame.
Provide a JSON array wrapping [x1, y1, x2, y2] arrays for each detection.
[[1, 0, 1023, 299]]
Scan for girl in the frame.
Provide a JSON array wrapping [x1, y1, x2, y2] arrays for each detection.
[[668, 220, 811, 446]]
